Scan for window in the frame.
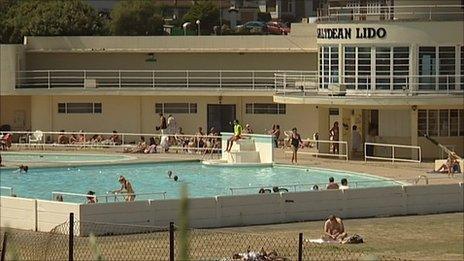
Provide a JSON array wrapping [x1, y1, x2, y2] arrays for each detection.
[[57, 103, 102, 114], [245, 103, 286, 114], [155, 103, 197, 114], [438, 47, 455, 90], [344, 47, 356, 89], [393, 47, 409, 90], [357, 47, 371, 90], [418, 109, 463, 137], [343, 46, 371, 90], [319, 46, 339, 89], [419, 47, 437, 90], [375, 47, 390, 90], [461, 46, 464, 89]]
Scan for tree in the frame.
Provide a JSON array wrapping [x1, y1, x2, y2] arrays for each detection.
[[183, 0, 220, 35], [110, 0, 164, 36], [0, 0, 107, 44]]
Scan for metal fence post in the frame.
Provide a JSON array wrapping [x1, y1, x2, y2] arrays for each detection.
[[169, 222, 175, 261], [69, 212, 74, 261], [1, 232, 7, 261], [298, 232, 303, 261]]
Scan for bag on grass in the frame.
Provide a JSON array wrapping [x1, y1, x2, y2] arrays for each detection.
[[345, 234, 364, 244]]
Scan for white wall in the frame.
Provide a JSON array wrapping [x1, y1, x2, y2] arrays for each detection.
[[0, 196, 36, 230], [2, 183, 463, 234], [379, 110, 411, 137]]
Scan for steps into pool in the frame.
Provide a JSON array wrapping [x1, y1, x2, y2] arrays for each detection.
[[202, 138, 272, 167]]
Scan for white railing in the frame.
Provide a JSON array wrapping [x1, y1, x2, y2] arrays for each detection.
[[51, 191, 167, 203], [16, 70, 314, 91], [364, 142, 421, 163], [5, 130, 222, 155], [283, 138, 349, 161], [0, 186, 14, 196], [317, 4, 464, 22], [276, 74, 464, 96]]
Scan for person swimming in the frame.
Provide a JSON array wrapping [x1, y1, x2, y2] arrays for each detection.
[[173, 175, 179, 181], [167, 170, 173, 178], [258, 188, 272, 193], [19, 165, 29, 173], [272, 186, 289, 193]]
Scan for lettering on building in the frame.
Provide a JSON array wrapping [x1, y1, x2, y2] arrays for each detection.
[[317, 27, 387, 39]]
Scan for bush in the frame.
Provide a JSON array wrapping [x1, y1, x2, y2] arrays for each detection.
[[110, 0, 164, 36]]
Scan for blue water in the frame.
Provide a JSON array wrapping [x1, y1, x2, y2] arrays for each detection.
[[0, 162, 400, 202], [1, 152, 131, 163]]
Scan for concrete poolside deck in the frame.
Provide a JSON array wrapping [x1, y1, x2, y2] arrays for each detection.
[[1, 147, 462, 185]]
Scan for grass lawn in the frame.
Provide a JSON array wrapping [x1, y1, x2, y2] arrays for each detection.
[[1, 213, 463, 260]]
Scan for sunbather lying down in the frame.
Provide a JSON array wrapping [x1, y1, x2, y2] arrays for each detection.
[[232, 247, 288, 261]]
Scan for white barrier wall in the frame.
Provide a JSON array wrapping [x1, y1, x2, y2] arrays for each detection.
[[0, 196, 36, 230], [1, 183, 463, 234], [36, 200, 80, 232]]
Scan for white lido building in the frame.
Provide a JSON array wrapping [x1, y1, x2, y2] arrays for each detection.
[[0, 0, 463, 159]]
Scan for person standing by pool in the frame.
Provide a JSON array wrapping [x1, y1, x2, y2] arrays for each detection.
[[226, 120, 242, 152], [329, 122, 340, 154], [156, 113, 167, 134], [290, 127, 302, 164], [113, 176, 135, 202]]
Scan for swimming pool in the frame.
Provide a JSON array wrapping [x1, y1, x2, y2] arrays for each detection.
[[0, 152, 133, 163], [0, 162, 400, 202]]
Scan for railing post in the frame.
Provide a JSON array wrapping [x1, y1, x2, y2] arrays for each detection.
[[298, 233, 303, 261], [69, 212, 74, 261], [48, 71, 51, 89], [152, 70, 155, 88], [118, 70, 121, 88], [219, 71, 222, 89], [169, 222, 175, 261], [186, 70, 189, 88], [252, 71, 255, 90], [392, 146, 395, 163], [1, 231, 7, 261]]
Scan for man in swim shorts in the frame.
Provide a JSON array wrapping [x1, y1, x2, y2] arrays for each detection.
[[226, 120, 242, 152]]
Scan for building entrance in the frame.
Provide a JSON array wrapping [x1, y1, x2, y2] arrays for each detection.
[[207, 104, 236, 133]]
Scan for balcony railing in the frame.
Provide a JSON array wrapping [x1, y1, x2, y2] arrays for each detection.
[[275, 73, 464, 96], [317, 4, 464, 22], [15, 70, 316, 91]]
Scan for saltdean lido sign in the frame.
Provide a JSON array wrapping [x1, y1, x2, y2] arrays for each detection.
[[317, 27, 387, 39]]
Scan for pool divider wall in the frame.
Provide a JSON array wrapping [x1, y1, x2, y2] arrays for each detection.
[[1, 183, 463, 236]]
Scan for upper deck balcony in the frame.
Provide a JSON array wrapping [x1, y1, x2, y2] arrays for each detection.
[[317, 2, 464, 23]]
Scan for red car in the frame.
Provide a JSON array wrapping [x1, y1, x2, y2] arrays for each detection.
[[267, 21, 290, 35]]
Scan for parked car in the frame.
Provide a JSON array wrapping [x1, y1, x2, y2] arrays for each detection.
[[267, 21, 290, 35], [237, 21, 268, 34]]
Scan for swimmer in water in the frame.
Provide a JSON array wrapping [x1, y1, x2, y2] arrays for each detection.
[[173, 175, 179, 181], [19, 165, 29, 173], [167, 170, 173, 178]]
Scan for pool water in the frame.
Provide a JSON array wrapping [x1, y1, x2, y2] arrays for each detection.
[[1, 152, 131, 163], [0, 162, 400, 202]]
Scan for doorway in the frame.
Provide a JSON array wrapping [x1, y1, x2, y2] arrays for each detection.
[[207, 104, 236, 133]]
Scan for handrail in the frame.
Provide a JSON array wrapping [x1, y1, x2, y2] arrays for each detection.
[[317, 4, 464, 21], [51, 191, 167, 203], [5, 130, 223, 153], [364, 142, 421, 163], [283, 138, 349, 161], [0, 186, 14, 196], [15, 69, 317, 90]]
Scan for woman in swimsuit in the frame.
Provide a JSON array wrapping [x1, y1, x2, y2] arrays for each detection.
[[291, 127, 302, 164]]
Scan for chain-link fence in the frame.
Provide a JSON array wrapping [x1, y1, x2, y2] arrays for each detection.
[[1, 215, 405, 261]]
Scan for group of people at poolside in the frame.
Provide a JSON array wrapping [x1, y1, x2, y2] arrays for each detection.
[[258, 177, 349, 194], [57, 130, 122, 145]]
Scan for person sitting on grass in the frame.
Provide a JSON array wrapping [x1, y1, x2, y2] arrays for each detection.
[[226, 120, 242, 152], [322, 215, 347, 243]]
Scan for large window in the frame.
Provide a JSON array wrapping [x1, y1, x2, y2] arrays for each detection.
[[344, 47, 356, 89], [419, 47, 437, 90], [319, 46, 339, 89], [245, 103, 286, 114], [419, 46, 458, 91], [343, 46, 371, 90], [374, 47, 410, 90], [418, 109, 464, 137], [375, 47, 391, 90], [58, 103, 102, 114], [393, 47, 410, 90], [155, 103, 197, 114], [438, 46, 455, 90]]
